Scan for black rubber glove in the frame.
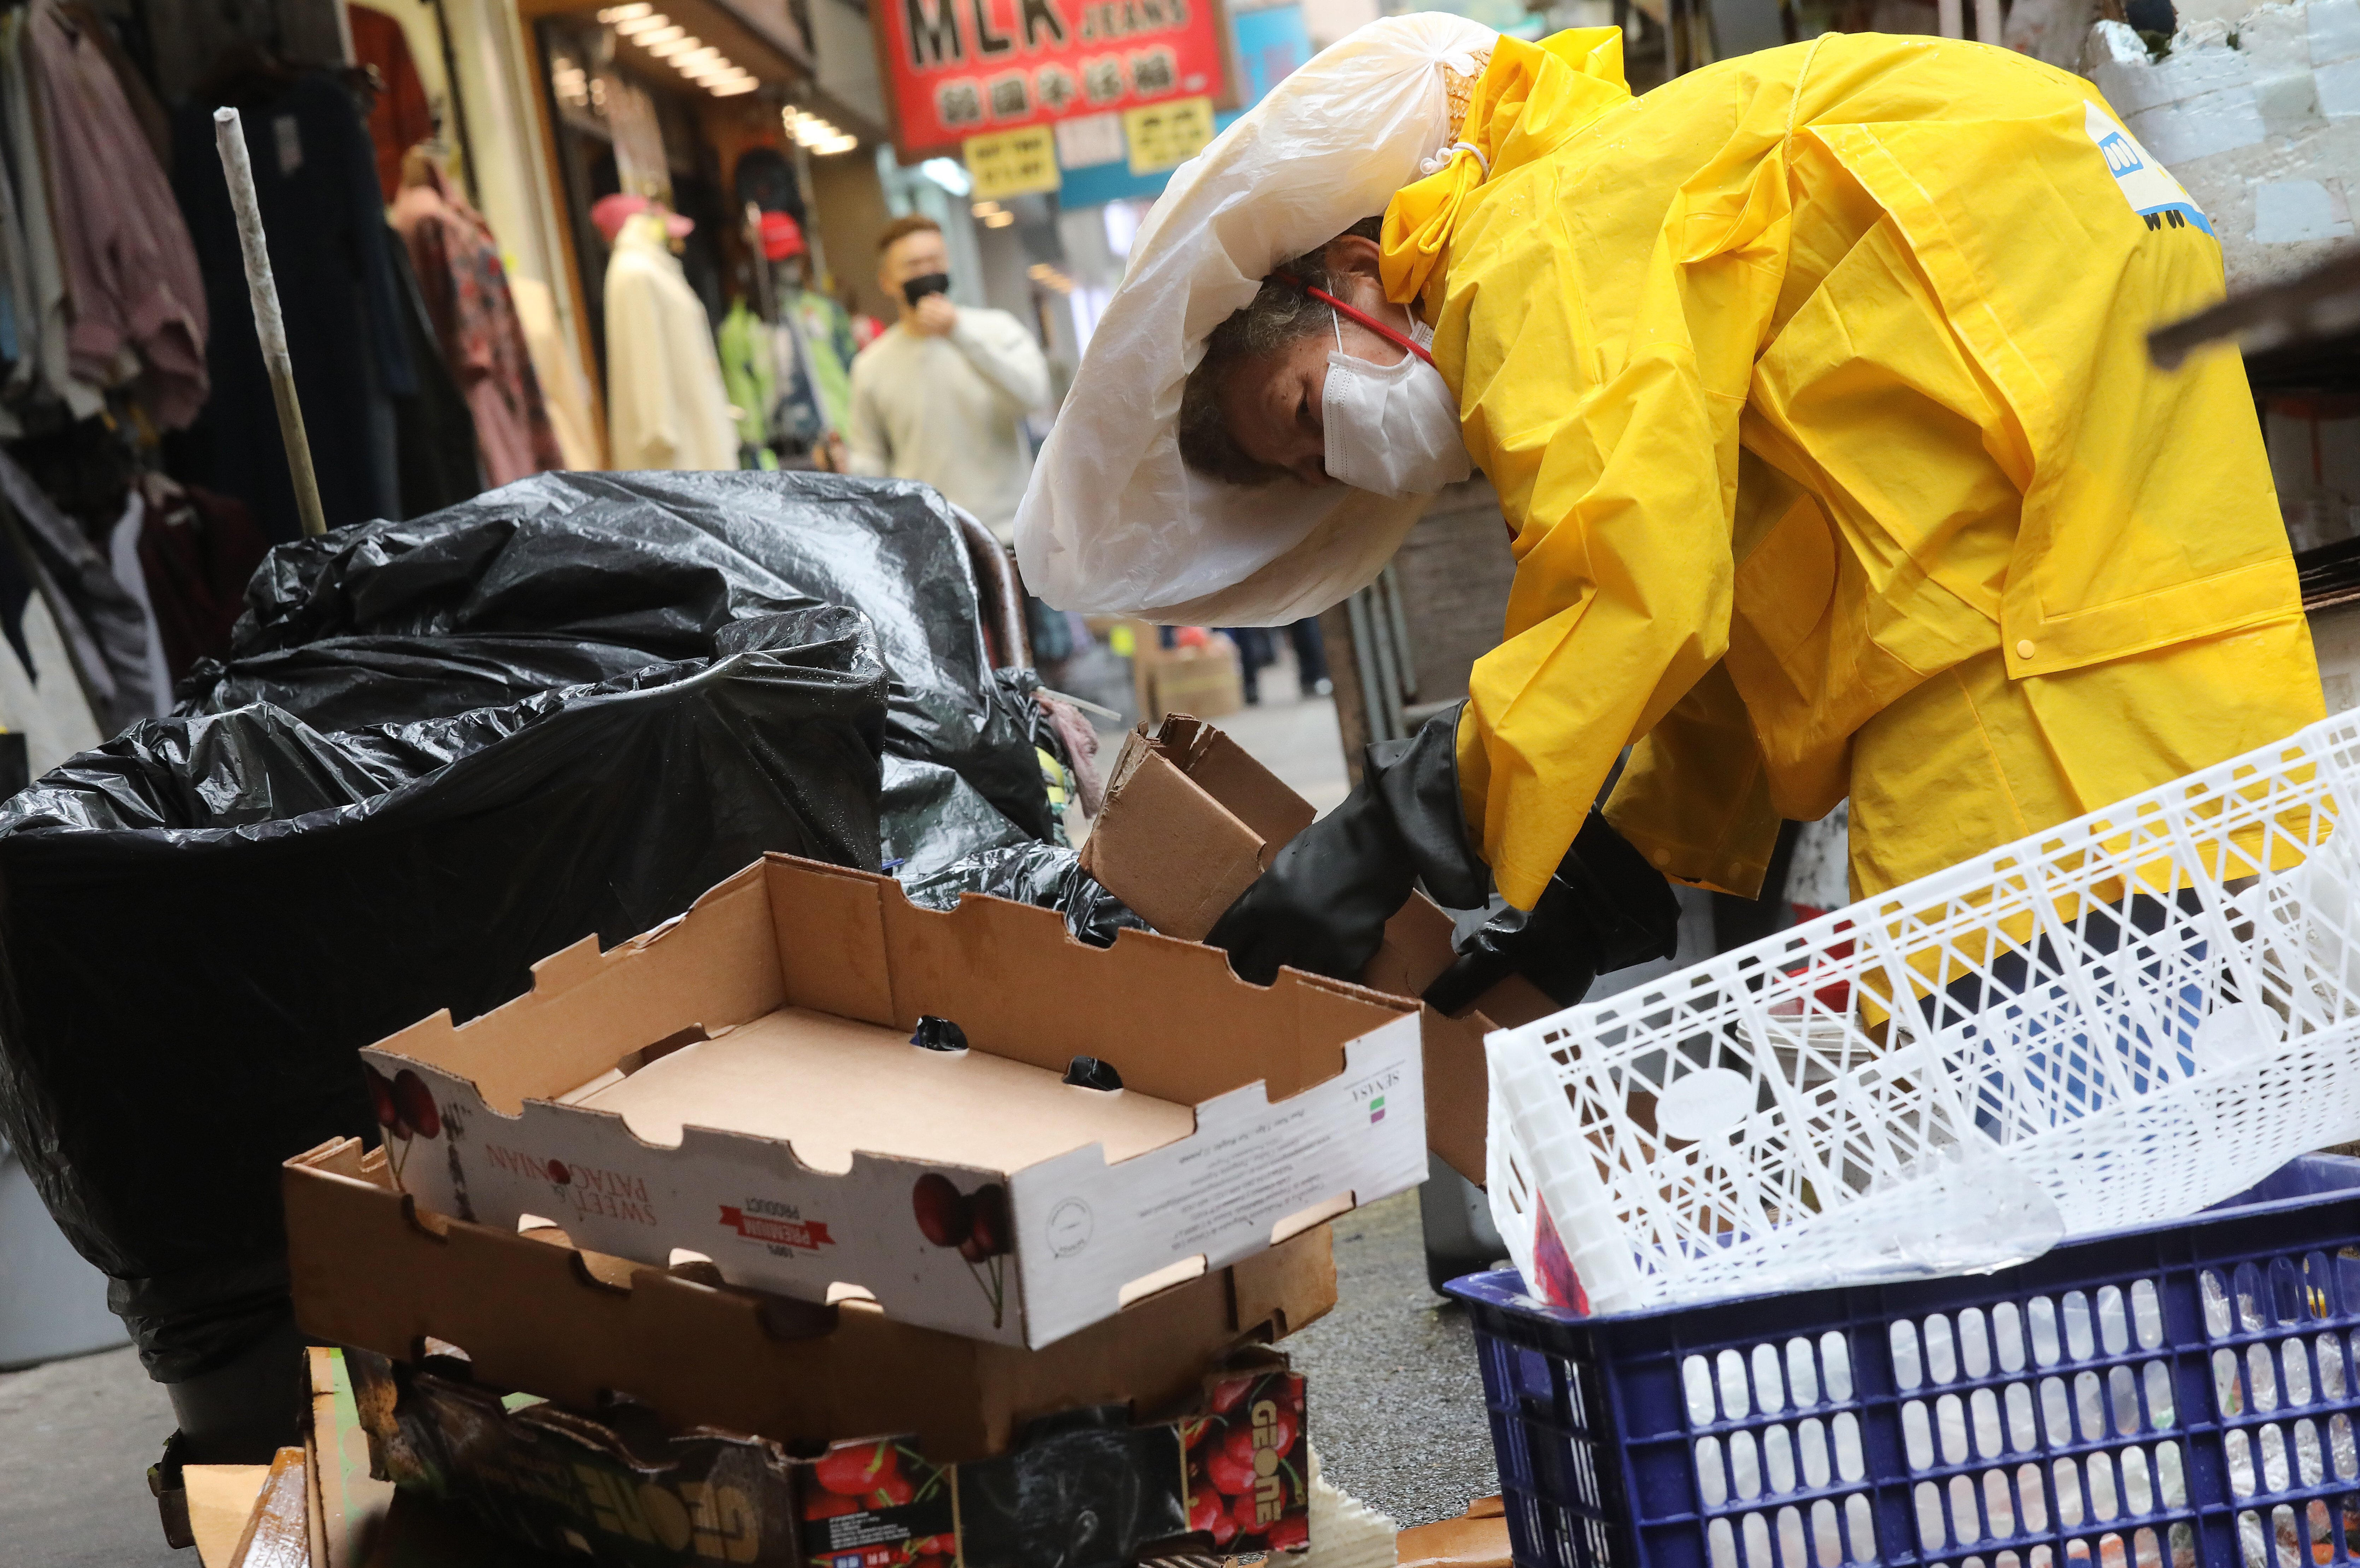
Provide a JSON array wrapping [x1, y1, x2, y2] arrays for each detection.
[[1421, 810, 1680, 1016], [1208, 706, 1489, 986]]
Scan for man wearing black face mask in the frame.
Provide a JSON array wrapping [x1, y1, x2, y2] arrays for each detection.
[[845, 215, 1051, 546]]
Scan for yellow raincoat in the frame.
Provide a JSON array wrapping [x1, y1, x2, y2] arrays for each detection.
[[1382, 30, 2322, 912]]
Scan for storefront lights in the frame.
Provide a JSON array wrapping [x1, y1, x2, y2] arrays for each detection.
[[645, 31, 697, 54], [708, 78, 759, 96], [596, 2, 652, 19], [614, 10, 669, 33], [814, 134, 859, 154]]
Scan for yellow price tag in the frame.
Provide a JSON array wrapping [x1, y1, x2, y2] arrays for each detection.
[[1123, 96, 1215, 176], [962, 126, 1061, 200]]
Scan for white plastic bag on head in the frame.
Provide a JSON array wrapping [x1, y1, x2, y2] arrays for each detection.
[[1013, 14, 1496, 626]]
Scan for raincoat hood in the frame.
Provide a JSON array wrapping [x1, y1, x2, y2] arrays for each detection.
[[1011, 13, 1497, 625]]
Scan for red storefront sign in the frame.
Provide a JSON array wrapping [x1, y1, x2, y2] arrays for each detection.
[[872, 0, 1235, 158]]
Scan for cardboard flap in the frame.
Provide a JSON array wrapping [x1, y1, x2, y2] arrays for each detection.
[[1229, 1221, 1340, 1341], [528, 935, 607, 995], [762, 858, 893, 1024], [1156, 716, 1319, 854], [867, 874, 1406, 1108], [1079, 746, 1266, 941], [383, 865, 787, 1113]]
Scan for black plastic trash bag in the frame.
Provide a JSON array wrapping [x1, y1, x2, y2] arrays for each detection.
[[180, 471, 1054, 851], [0, 606, 885, 1382], [901, 842, 1144, 950]]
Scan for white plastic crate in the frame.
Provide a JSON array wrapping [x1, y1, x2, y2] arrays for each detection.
[[1488, 712, 2360, 1317]]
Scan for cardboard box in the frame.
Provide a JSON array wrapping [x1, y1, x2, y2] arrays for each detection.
[[358, 854, 1419, 1349], [1078, 716, 1560, 1187], [285, 1136, 1336, 1464], [1116, 621, 1245, 723], [340, 1350, 1310, 1568], [1142, 641, 1244, 723], [1396, 1497, 1513, 1567]]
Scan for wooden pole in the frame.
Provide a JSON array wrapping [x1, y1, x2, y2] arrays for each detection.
[[213, 107, 329, 540]]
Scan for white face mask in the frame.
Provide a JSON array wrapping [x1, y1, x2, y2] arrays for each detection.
[[1321, 304, 1471, 499]]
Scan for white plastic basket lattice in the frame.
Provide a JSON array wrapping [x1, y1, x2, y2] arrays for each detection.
[[1488, 713, 2360, 1317]]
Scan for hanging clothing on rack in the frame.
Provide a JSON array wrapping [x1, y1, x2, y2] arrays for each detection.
[[510, 275, 598, 470], [171, 71, 415, 542], [59, 0, 164, 164], [603, 212, 734, 472], [786, 283, 856, 436], [383, 218, 482, 513], [0, 139, 36, 432], [391, 156, 562, 488], [132, 472, 268, 685], [717, 297, 776, 469], [0, 509, 98, 775], [0, 8, 101, 421], [104, 489, 173, 713], [0, 444, 157, 731], [346, 4, 432, 205], [27, 0, 207, 429]]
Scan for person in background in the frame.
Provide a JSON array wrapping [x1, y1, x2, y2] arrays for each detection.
[[1228, 619, 1333, 704], [847, 215, 1049, 546], [761, 212, 858, 455]]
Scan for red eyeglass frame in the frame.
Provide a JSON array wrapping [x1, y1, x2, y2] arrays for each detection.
[[1272, 271, 1435, 366]]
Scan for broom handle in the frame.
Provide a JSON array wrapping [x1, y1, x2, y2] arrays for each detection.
[[213, 107, 328, 540]]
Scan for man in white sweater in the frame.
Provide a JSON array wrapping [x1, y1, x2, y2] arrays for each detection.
[[846, 216, 1050, 545]]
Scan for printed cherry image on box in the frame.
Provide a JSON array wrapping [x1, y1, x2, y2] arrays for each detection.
[[354, 852, 1427, 1348]]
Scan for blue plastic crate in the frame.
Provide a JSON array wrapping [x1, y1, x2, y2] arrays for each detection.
[[1447, 1155, 2360, 1568]]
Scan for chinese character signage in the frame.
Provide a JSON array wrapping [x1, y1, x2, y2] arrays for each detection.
[[1122, 94, 1213, 174], [964, 125, 1062, 198], [874, 0, 1235, 158]]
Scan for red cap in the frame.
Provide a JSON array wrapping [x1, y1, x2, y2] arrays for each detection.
[[759, 210, 806, 260]]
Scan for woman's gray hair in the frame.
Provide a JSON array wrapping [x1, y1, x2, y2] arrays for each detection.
[[1178, 216, 1384, 486]]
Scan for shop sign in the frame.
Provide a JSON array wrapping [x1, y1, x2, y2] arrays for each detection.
[[873, 0, 1234, 158], [964, 124, 1063, 199], [1053, 110, 1127, 168], [1122, 94, 1214, 174]]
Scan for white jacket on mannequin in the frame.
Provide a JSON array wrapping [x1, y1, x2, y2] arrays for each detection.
[[604, 214, 736, 472]]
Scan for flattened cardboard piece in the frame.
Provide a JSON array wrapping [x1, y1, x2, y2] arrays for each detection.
[[286, 1138, 1337, 1464], [1396, 1496, 1513, 1567], [1079, 716, 1555, 1186], [340, 1349, 1304, 1568], [798, 1361, 1309, 1567], [228, 1446, 310, 1568], [361, 855, 1415, 1349], [352, 1353, 802, 1566], [188, 1466, 273, 1568], [309, 1348, 394, 1568]]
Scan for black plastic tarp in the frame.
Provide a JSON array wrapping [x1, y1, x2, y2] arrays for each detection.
[[178, 471, 1057, 851], [901, 841, 1146, 949], [0, 606, 886, 1380]]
